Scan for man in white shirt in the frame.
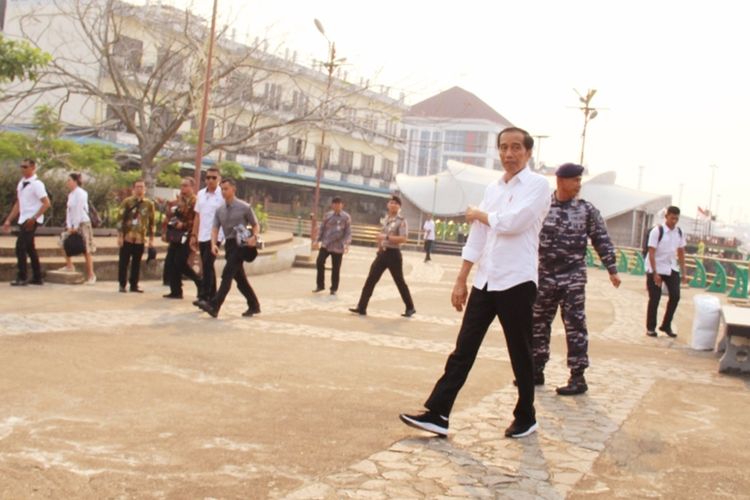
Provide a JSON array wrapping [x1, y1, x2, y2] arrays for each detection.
[[645, 206, 688, 337], [400, 127, 551, 439], [422, 214, 436, 262], [2, 159, 51, 286], [190, 167, 224, 304]]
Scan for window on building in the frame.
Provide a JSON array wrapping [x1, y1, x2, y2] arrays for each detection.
[[361, 154, 374, 177], [315, 145, 330, 168], [113, 36, 143, 71], [417, 130, 430, 175], [382, 159, 394, 181], [156, 47, 183, 80], [444, 130, 488, 153], [287, 137, 304, 157], [263, 83, 283, 110], [339, 149, 353, 173]]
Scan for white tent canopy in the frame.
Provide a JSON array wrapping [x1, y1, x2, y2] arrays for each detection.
[[396, 161, 670, 219]]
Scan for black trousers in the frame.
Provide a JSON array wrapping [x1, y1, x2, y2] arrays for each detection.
[[425, 281, 538, 425], [316, 247, 343, 292], [356, 248, 414, 312], [424, 240, 434, 261], [168, 240, 201, 296], [15, 221, 41, 282], [646, 271, 681, 331], [198, 240, 218, 300], [118, 241, 144, 289], [211, 240, 260, 311]]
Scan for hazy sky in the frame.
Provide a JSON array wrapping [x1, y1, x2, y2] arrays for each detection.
[[172, 0, 749, 224]]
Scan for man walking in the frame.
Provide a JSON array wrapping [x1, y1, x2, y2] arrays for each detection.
[[2, 159, 50, 286], [191, 167, 224, 305], [163, 177, 201, 299], [197, 179, 261, 318], [532, 163, 621, 396], [349, 195, 415, 317], [422, 214, 435, 262], [646, 206, 688, 337], [399, 127, 550, 438], [313, 196, 351, 295], [117, 179, 155, 293]]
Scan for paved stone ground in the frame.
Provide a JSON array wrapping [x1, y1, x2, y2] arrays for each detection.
[[1, 246, 749, 499]]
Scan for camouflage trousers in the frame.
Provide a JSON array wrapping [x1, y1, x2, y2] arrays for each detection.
[[532, 271, 589, 374]]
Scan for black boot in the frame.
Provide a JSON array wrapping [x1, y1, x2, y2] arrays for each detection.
[[556, 373, 587, 396]]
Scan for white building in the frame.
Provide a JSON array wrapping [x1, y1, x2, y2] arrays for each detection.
[[398, 86, 513, 176]]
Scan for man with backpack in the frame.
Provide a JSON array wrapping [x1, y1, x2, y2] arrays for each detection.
[[645, 206, 688, 337]]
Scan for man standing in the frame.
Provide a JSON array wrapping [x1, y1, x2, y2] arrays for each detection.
[[532, 163, 621, 396], [349, 195, 415, 317], [646, 206, 688, 337], [197, 179, 261, 318], [422, 214, 435, 262], [2, 159, 50, 286], [117, 179, 155, 293], [400, 127, 550, 439], [191, 167, 224, 305], [313, 196, 351, 296], [163, 177, 201, 299]]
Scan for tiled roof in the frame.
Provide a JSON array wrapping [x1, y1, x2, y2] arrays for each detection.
[[407, 86, 513, 126]]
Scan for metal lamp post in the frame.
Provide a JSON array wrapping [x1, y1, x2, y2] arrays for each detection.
[[309, 19, 346, 246], [575, 89, 599, 167]]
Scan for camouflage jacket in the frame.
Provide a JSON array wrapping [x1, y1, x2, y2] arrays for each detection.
[[538, 195, 616, 275]]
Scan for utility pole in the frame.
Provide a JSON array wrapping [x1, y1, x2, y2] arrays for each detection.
[[193, 0, 219, 187]]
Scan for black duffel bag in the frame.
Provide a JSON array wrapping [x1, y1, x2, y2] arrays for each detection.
[[63, 232, 86, 257]]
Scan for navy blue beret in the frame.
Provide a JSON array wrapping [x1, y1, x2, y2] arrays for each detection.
[[555, 163, 584, 178]]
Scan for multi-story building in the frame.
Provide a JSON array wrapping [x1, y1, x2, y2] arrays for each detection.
[[399, 86, 513, 176], [2, 0, 405, 222]]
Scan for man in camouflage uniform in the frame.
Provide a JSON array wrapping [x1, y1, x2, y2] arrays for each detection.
[[532, 163, 621, 395]]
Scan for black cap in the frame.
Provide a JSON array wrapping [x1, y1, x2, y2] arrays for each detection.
[[555, 163, 585, 178]]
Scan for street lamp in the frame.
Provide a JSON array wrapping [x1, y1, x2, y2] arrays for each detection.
[[310, 18, 345, 246], [193, 0, 219, 187], [574, 89, 600, 167], [532, 134, 548, 171]]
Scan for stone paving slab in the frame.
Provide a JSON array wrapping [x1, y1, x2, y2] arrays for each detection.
[[1, 247, 748, 499]]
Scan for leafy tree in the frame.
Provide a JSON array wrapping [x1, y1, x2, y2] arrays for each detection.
[[217, 160, 244, 181], [0, 34, 50, 84]]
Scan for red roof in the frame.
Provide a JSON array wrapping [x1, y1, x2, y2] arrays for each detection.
[[407, 86, 513, 126]]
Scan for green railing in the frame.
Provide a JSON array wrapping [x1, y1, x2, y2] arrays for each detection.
[[587, 246, 749, 299]]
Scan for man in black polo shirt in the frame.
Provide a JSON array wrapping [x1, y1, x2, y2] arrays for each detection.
[[196, 179, 261, 318]]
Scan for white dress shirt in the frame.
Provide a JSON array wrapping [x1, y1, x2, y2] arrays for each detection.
[[195, 187, 225, 242], [645, 224, 686, 274], [17, 175, 48, 224], [66, 187, 90, 228], [423, 219, 436, 241], [461, 167, 551, 291]]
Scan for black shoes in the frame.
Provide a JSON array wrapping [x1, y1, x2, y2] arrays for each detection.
[[192, 299, 202, 307], [504, 420, 538, 438], [401, 308, 416, 318], [312, 287, 325, 293], [556, 375, 588, 396], [330, 290, 337, 296], [197, 300, 218, 318], [163, 293, 183, 299], [28, 279, 43, 285], [118, 286, 127, 293], [646, 330, 657, 337], [10, 279, 27, 286], [513, 371, 545, 387], [399, 411, 449, 437], [130, 287, 144, 293], [659, 325, 677, 338], [349, 307, 366, 315], [242, 306, 261, 317]]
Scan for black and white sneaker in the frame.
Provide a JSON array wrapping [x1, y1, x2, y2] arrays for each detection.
[[504, 420, 538, 438], [399, 411, 449, 437]]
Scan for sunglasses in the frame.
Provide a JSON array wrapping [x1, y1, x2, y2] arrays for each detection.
[[206, 175, 218, 180]]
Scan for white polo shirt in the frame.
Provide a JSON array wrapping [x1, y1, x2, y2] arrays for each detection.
[[195, 187, 225, 242], [423, 219, 436, 241], [66, 187, 90, 228], [17, 175, 48, 224], [461, 167, 551, 291], [646, 224, 686, 275]]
